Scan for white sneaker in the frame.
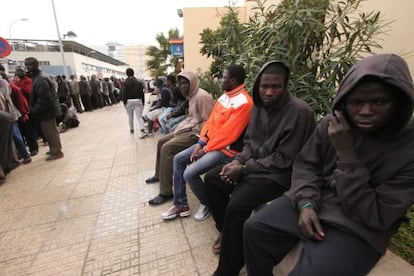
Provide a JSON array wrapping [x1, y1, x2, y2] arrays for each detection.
[[194, 204, 209, 221], [139, 131, 148, 139], [161, 205, 190, 220]]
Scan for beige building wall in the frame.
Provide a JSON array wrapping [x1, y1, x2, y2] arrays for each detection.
[[183, 0, 413, 78], [182, 7, 246, 73], [124, 45, 151, 80], [357, 0, 414, 75]]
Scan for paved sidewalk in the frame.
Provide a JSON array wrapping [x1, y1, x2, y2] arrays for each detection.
[[1, 103, 413, 275], [0, 103, 220, 275]]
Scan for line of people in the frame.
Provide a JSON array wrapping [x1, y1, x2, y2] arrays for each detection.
[[0, 57, 85, 185], [141, 54, 414, 275]]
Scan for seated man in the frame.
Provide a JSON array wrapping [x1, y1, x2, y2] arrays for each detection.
[[160, 64, 253, 221], [142, 77, 171, 136], [147, 71, 215, 205], [57, 103, 80, 132], [243, 54, 414, 275], [157, 74, 187, 134], [205, 61, 316, 276]]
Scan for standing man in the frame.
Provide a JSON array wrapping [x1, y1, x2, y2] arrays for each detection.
[[147, 71, 214, 206], [69, 75, 83, 113], [206, 61, 315, 275], [122, 68, 146, 136], [25, 57, 64, 161], [244, 54, 414, 275], [160, 64, 253, 221], [10, 67, 39, 156]]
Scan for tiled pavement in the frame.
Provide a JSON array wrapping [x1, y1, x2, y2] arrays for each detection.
[[0, 102, 413, 275], [0, 103, 220, 275]]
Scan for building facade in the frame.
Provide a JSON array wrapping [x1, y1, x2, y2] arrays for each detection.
[[3, 39, 128, 79]]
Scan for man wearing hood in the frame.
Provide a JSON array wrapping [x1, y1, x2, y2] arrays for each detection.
[[205, 61, 316, 276], [147, 71, 215, 206], [244, 54, 414, 275]]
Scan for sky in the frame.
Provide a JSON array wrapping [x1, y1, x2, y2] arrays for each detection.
[[2, 0, 243, 48]]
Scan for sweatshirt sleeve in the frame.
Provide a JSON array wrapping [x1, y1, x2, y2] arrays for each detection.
[[287, 120, 328, 210], [333, 160, 414, 230]]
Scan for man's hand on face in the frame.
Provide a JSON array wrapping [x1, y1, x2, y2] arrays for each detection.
[[328, 111, 357, 163], [298, 207, 325, 241]]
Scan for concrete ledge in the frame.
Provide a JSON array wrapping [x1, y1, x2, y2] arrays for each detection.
[[273, 242, 414, 275]]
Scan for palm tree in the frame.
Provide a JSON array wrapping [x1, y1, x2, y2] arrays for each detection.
[[146, 28, 181, 77]]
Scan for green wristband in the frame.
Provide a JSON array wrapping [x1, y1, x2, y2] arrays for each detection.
[[299, 201, 313, 210]]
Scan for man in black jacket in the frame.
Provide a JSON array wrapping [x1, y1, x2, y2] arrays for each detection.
[[25, 57, 63, 161]]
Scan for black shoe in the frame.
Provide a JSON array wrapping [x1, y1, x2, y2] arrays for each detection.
[[46, 152, 64, 161], [30, 149, 38, 156], [148, 194, 173, 206], [22, 157, 32, 164], [145, 176, 159, 184]]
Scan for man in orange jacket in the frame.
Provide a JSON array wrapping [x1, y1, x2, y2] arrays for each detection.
[[160, 64, 253, 221]]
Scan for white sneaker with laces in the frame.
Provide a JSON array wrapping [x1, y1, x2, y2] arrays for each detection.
[[194, 204, 209, 221]]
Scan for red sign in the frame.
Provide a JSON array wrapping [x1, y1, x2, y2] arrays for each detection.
[[0, 37, 11, 58]]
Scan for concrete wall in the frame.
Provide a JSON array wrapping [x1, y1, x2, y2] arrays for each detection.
[[182, 0, 413, 79], [182, 7, 246, 73], [357, 0, 414, 75]]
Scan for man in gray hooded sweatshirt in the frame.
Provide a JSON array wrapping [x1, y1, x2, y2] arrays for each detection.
[[244, 54, 414, 275]]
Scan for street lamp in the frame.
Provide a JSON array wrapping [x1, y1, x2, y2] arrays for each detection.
[[9, 18, 28, 51], [9, 18, 28, 38], [51, 0, 68, 77]]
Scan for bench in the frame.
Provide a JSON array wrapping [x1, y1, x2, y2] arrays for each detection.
[[273, 243, 414, 275]]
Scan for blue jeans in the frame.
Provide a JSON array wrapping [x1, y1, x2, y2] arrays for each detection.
[[167, 115, 187, 132], [157, 107, 174, 132], [173, 144, 230, 206], [13, 122, 30, 159]]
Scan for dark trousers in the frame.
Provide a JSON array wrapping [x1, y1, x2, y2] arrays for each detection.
[[80, 94, 92, 111], [156, 132, 198, 196], [243, 196, 381, 276], [19, 120, 38, 153], [205, 165, 287, 276], [71, 94, 83, 112], [40, 119, 62, 154]]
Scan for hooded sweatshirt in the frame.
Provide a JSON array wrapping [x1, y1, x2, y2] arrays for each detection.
[[288, 54, 414, 254], [235, 61, 316, 188], [173, 71, 215, 135]]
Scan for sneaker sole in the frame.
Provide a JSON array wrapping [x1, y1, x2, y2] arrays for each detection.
[[194, 212, 210, 221], [161, 210, 190, 220]]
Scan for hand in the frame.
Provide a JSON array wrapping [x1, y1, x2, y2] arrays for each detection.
[[328, 111, 357, 162], [220, 160, 243, 185], [298, 208, 325, 241], [190, 144, 205, 162]]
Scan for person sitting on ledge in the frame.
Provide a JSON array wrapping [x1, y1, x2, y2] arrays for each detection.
[[206, 61, 315, 276], [243, 54, 414, 276], [146, 71, 214, 206]]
